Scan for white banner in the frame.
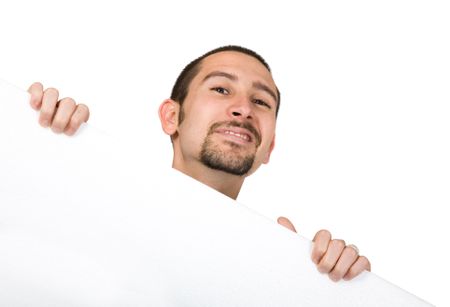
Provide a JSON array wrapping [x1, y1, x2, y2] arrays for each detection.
[[0, 80, 433, 306]]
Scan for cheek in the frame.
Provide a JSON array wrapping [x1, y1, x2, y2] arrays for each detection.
[[178, 112, 214, 146], [180, 122, 206, 145], [254, 140, 271, 163], [259, 122, 276, 146], [260, 142, 273, 158], [257, 126, 275, 156]]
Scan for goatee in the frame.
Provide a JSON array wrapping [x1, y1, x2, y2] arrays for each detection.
[[199, 121, 260, 176]]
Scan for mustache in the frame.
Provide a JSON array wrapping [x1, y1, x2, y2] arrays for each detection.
[[208, 120, 261, 147]]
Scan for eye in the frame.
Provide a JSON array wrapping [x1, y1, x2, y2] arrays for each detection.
[[211, 87, 229, 95], [253, 98, 272, 109]]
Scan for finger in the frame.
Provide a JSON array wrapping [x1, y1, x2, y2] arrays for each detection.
[[328, 245, 360, 282], [51, 97, 76, 133], [317, 239, 346, 274], [64, 104, 90, 136], [343, 256, 371, 281], [39, 87, 59, 127], [27, 82, 44, 110], [311, 229, 331, 264], [277, 216, 297, 233]]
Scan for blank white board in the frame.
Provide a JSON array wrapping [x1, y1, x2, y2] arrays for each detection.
[[0, 79, 433, 306]]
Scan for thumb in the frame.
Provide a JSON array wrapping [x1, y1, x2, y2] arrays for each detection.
[[277, 216, 297, 233]]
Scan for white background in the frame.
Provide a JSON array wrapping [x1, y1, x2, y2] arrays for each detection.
[[1, 0, 448, 305]]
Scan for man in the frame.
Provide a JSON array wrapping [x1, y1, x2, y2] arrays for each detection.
[[27, 45, 371, 282]]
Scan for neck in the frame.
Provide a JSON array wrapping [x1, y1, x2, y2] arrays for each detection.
[[172, 158, 244, 200]]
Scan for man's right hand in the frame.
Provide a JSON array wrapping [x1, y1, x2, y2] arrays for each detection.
[[28, 82, 90, 136]]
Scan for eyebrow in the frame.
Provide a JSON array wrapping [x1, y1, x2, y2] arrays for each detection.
[[202, 71, 237, 82], [202, 70, 278, 104]]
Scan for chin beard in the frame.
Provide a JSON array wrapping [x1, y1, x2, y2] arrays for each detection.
[[200, 138, 255, 176]]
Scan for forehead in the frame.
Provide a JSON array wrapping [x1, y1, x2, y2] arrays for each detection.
[[194, 51, 277, 91]]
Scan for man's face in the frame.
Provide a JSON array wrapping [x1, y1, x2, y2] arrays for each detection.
[[174, 51, 278, 177]]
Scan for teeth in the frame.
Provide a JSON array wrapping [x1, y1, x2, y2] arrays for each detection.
[[224, 130, 250, 141]]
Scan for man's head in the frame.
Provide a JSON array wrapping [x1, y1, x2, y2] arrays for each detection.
[[159, 46, 279, 179], [170, 45, 281, 123]]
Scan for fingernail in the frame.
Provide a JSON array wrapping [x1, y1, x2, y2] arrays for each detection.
[[41, 119, 49, 127]]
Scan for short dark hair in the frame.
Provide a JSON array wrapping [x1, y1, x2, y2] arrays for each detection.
[[170, 45, 281, 121]]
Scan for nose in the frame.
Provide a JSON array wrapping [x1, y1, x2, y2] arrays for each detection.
[[228, 97, 253, 120]]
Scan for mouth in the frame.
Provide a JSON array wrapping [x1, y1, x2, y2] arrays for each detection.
[[208, 121, 262, 147], [214, 127, 254, 145]]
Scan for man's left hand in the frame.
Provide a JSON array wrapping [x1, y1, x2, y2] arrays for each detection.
[[277, 216, 371, 282]]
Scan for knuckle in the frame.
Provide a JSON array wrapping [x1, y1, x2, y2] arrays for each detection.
[[78, 103, 89, 111], [318, 229, 331, 237], [360, 256, 371, 270], [60, 97, 76, 107], [45, 87, 59, 96], [346, 246, 358, 257], [333, 239, 346, 249], [78, 103, 90, 113], [321, 229, 331, 235], [30, 82, 43, 90], [76, 104, 90, 121], [313, 229, 331, 242]]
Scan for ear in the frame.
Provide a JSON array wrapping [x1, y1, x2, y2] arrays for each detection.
[[263, 135, 276, 164], [158, 99, 180, 136]]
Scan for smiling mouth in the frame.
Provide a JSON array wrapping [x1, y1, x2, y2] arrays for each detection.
[[208, 121, 261, 147], [214, 128, 254, 145], [222, 130, 252, 142]]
